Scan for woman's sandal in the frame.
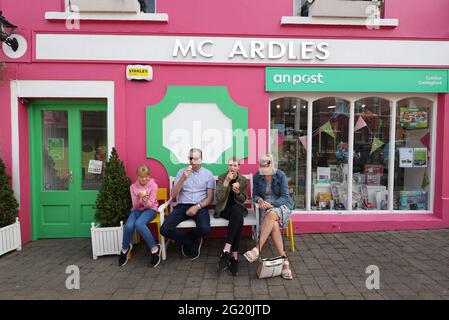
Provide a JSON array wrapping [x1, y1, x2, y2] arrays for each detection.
[[282, 260, 293, 280], [243, 247, 259, 263]]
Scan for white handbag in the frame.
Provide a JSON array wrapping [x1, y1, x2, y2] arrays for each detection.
[[256, 206, 287, 279], [256, 255, 286, 279]]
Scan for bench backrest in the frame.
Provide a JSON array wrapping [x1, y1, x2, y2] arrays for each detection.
[[168, 173, 254, 213]]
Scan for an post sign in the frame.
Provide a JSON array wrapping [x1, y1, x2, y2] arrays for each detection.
[[266, 67, 449, 93]]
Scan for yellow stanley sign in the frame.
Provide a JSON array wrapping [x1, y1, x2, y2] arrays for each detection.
[[126, 65, 153, 81], [128, 68, 149, 76]]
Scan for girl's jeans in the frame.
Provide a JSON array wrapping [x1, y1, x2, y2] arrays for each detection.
[[122, 209, 157, 250]]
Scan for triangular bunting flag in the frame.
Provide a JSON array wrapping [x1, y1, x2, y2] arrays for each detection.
[[277, 132, 285, 147], [335, 104, 350, 117], [422, 171, 430, 189], [354, 116, 368, 131], [370, 137, 384, 154], [299, 136, 308, 151], [320, 121, 335, 139], [420, 133, 430, 151]]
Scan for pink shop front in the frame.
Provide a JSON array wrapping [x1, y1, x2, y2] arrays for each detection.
[[1, 0, 449, 244]]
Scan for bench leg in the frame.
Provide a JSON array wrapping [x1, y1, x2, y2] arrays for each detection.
[[160, 234, 167, 261], [289, 219, 295, 252]]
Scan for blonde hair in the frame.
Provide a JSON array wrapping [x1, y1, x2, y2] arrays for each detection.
[[228, 156, 241, 165], [136, 165, 150, 177], [259, 152, 274, 165], [259, 152, 276, 174]]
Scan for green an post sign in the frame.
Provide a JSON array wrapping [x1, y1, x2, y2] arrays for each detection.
[[266, 67, 449, 93]]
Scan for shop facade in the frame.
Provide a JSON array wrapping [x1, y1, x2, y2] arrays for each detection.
[[1, 0, 449, 244]]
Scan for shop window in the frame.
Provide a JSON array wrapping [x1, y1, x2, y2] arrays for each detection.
[[311, 97, 350, 211], [270, 97, 308, 209], [296, 0, 383, 18], [394, 98, 433, 211], [65, 0, 155, 13], [46, 0, 166, 22], [138, 0, 156, 13], [270, 94, 435, 214], [353, 97, 391, 211]]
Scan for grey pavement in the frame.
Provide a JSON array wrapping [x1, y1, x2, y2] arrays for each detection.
[[1, 229, 449, 300]]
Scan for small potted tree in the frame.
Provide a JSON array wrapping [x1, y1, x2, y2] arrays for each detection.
[[0, 156, 21, 256], [91, 147, 132, 259]]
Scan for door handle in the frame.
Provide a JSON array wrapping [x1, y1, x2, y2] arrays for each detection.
[[69, 170, 74, 183]]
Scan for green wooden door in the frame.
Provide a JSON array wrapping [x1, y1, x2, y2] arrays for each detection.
[[30, 101, 107, 239]]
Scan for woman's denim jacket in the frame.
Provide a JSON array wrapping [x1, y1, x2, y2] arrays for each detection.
[[253, 169, 294, 210]]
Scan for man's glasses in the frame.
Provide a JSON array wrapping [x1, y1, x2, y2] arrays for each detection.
[[189, 157, 200, 161]]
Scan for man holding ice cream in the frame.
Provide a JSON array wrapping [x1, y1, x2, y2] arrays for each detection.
[[160, 148, 215, 260]]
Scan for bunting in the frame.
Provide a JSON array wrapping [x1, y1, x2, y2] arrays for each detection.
[[354, 116, 368, 131], [299, 136, 308, 150], [370, 137, 384, 154], [320, 121, 335, 139]]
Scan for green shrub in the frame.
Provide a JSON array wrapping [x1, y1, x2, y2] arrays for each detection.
[[94, 148, 131, 227], [0, 157, 19, 228]]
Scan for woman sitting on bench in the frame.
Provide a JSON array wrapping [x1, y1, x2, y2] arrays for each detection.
[[244, 153, 295, 280], [215, 157, 248, 277]]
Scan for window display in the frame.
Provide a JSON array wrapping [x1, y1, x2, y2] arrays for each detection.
[[394, 98, 433, 210], [311, 97, 350, 211], [270, 94, 434, 213], [270, 97, 308, 209], [353, 97, 390, 210]]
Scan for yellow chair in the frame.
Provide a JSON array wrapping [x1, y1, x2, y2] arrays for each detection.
[[133, 188, 168, 245], [285, 219, 295, 252], [151, 188, 168, 243]]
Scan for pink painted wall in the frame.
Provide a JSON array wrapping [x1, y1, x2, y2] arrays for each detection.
[[1, 0, 449, 242], [1, 0, 449, 69]]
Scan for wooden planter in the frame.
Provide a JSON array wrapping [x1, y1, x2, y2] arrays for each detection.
[[0, 218, 22, 257], [91, 221, 123, 260]]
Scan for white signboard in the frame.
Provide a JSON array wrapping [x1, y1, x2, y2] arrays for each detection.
[[36, 34, 449, 66], [88, 160, 103, 174]]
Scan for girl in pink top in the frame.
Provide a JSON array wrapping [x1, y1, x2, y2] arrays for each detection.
[[119, 165, 161, 268]]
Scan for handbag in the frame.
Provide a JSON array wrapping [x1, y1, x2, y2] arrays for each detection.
[[256, 255, 286, 279], [256, 206, 287, 279]]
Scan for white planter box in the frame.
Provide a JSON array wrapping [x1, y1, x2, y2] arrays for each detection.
[[69, 0, 140, 13], [309, 0, 380, 18], [0, 218, 22, 257], [91, 221, 124, 260]]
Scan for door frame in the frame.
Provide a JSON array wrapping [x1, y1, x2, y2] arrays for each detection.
[[29, 99, 108, 240], [9, 80, 114, 241]]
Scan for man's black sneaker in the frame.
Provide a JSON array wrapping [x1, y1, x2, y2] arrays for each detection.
[[190, 237, 203, 261], [118, 244, 133, 267], [150, 244, 161, 268], [217, 251, 230, 272], [228, 257, 238, 276]]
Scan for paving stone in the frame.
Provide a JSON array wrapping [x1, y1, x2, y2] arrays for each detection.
[[2, 230, 449, 300]]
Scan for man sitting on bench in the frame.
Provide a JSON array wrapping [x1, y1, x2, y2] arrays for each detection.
[[160, 148, 215, 260]]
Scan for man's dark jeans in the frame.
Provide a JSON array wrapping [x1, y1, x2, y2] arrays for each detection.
[[160, 204, 210, 252]]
